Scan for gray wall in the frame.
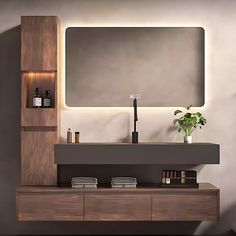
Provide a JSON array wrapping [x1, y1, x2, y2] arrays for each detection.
[[0, 0, 236, 235]]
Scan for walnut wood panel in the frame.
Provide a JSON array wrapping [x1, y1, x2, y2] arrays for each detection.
[[21, 16, 58, 71], [18, 193, 83, 221], [21, 131, 58, 185], [152, 193, 219, 221], [21, 108, 58, 127], [84, 194, 151, 221]]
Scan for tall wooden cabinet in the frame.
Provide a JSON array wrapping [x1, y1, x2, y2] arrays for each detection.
[[21, 16, 59, 185]]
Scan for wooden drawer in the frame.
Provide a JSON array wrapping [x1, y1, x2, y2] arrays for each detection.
[[84, 194, 151, 221], [17, 193, 83, 221], [152, 193, 219, 221]]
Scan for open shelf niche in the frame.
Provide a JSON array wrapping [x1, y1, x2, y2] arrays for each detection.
[[22, 71, 56, 108]]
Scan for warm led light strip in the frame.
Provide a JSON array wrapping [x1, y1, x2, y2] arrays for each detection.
[[23, 71, 56, 79]]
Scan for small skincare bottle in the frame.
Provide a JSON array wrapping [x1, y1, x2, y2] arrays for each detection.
[[43, 90, 51, 108], [67, 128, 72, 143], [166, 171, 171, 184], [75, 132, 80, 143], [33, 87, 42, 108]]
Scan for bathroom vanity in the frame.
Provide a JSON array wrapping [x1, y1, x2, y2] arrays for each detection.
[[17, 16, 220, 222], [17, 142, 220, 221]]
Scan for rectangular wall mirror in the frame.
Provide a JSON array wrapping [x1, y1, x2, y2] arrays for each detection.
[[66, 27, 204, 107]]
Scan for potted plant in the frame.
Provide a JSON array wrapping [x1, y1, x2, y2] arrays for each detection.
[[173, 105, 206, 143]]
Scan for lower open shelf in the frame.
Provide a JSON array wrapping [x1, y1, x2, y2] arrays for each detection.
[[17, 183, 219, 222]]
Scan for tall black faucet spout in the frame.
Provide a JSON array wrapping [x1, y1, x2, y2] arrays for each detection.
[[133, 98, 138, 132], [132, 98, 139, 143], [133, 98, 138, 121]]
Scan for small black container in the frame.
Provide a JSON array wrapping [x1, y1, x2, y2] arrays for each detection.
[[132, 132, 138, 143]]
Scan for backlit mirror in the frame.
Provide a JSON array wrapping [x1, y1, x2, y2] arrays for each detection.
[[66, 27, 204, 107]]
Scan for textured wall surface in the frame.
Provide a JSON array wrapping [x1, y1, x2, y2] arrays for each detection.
[[0, 0, 236, 235]]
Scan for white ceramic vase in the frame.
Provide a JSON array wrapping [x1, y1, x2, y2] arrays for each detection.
[[184, 135, 192, 144]]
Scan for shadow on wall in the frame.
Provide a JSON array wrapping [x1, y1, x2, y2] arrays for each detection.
[[202, 203, 236, 235], [0, 25, 21, 233]]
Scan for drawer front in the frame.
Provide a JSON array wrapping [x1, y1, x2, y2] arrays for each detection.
[[84, 194, 151, 221], [152, 193, 219, 221], [18, 193, 83, 221]]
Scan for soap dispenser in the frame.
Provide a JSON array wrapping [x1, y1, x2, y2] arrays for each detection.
[[67, 128, 72, 143]]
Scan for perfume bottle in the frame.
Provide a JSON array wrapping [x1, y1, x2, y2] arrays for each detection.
[[33, 87, 42, 108], [43, 90, 51, 108]]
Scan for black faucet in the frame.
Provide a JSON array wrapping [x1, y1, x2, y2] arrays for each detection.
[[132, 98, 138, 143]]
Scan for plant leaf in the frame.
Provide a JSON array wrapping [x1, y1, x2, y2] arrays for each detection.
[[174, 110, 182, 115], [194, 112, 202, 117], [185, 113, 192, 118], [173, 119, 179, 125], [186, 105, 192, 110]]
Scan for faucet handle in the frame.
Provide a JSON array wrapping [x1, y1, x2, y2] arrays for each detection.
[[130, 93, 141, 99]]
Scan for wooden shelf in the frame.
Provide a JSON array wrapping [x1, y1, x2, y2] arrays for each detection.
[[54, 143, 220, 165]]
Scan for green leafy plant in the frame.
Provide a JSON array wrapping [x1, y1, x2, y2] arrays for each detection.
[[173, 105, 206, 136]]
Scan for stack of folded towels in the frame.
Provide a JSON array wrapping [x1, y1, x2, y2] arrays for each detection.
[[111, 177, 137, 188], [71, 177, 97, 188]]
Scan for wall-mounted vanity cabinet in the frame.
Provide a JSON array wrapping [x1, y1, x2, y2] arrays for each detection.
[[17, 183, 219, 221]]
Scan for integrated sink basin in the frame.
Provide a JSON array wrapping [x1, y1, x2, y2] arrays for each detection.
[[54, 142, 220, 165]]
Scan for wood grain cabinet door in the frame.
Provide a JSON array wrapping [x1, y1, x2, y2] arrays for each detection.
[[18, 193, 83, 221], [152, 193, 219, 221], [84, 194, 152, 221], [21, 16, 58, 71], [21, 131, 57, 185]]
